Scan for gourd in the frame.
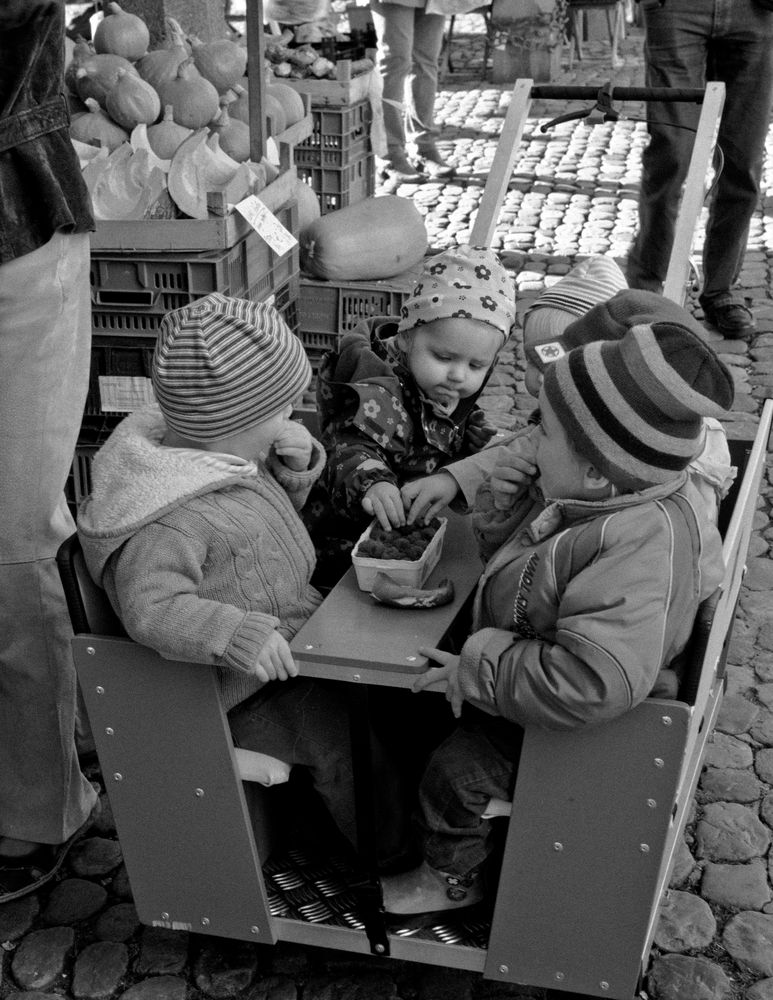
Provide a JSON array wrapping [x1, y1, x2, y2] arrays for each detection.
[[222, 81, 249, 124], [136, 18, 191, 92], [89, 144, 166, 221], [168, 129, 241, 219], [190, 36, 248, 93], [74, 54, 139, 107], [145, 104, 193, 160], [105, 69, 161, 130], [265, 80, 305, 127], [264, 92, 287, 135], [211, 105, 250, 162], [300, 196, 429, 281], [130, 124, 172, 173], [294, 178, 321, 235], [156, 58, 220, 129], [69, 97, 129, 151], [93, 3, 150, 62]]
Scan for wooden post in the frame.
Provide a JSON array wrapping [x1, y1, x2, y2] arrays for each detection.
[[246, 0, 267, 163]]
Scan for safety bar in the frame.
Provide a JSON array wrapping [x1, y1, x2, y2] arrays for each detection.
[[529, 85, 706, 103]]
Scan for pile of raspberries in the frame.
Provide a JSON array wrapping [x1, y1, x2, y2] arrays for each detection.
[[355, 517, 442, 561]]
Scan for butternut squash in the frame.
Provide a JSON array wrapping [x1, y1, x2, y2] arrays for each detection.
[[300, 196, 428, 281]]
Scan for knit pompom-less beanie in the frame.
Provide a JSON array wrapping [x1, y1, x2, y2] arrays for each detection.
[[543, 317, 735, 491], [153, 293, 311, 441], [524, 256, 627, 372]]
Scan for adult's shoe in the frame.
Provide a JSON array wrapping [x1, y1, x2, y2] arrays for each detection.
[[414, 140, 455, 179], [701, 294, 756, 338], [377, 151, 427, 184], [380, 859, 484, 928]]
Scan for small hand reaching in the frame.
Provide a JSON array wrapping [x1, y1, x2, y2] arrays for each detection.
[[412, 646, 464, 718], [362, 481, 406, 529], [490, 434, 539, 510], [465, 410, 498, 452], [401, 471, 458, 524], [254, 630, 299, 684]]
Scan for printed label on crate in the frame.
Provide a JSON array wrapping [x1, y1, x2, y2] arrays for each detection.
[[234, 195, 298, 256], [99, 376, 156, 413]]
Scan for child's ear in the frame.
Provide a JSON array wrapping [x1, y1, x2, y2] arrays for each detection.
[[583, 464, 613, 493]]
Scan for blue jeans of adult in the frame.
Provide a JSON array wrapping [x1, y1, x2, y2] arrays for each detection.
[[626, 0, 773, 303], [0, 231, 98, 847], [370, 0, 446, 157], [417, 715, 522, 877]]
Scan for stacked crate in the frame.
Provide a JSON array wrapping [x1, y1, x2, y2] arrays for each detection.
[[66, 174, 302, 518], [286, 63, 376, 214]]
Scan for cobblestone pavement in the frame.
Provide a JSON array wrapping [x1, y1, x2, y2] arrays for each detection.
[[2, 18, 773, 1000]]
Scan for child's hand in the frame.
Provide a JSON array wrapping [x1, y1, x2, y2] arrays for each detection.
[[254, 630, 299, 683], [412, 647, 463, 718], [490, 434, 539, 510], [465, 411, 498, 453], [362, 482, 406, 530], [272, 420, 313, 472], [401, 471, 459, 524]]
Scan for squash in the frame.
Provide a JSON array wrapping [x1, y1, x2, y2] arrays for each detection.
[[211, 105, 250, 162], [300, 196, 428, 281], [157, 58, 220, 129], [74, 54, 139, 108], [222, 81, 249, 124], [190, 36, 248, 93], [105, 68, 161, 130], [167, 129, 241, 219], [69, 97, 129, 151], [130, 123, 172, 173], [265, 80, 305, 128], [145, 104, 192, 160], [293, 177, 321, 236], [136, 17, 191, 92], [93, 3, 150, 62]]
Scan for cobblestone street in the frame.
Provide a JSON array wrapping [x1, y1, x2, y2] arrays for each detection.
[[1, 15, 773, 1000]]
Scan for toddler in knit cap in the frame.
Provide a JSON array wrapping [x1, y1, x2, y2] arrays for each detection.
[[77, 293, 407, 863], [307, 244, 516, 586], [380, 308, 733, 926]]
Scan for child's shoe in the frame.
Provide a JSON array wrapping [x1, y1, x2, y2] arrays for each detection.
[[380, 860, 484, 927]]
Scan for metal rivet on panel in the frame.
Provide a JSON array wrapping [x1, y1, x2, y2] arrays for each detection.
[[553, 842, 563, 851], [600, 982, 610, 991], [640, 844, 650, 853], [87, 647, 96, 656], [96, 685, 104, 694], [499, 965, 509, 975], [374, 944, 386, 954], [161, 912, 169, 920], [353, 674, 361, 682], [201, 917, 210, 926], [555, 972, 565, 981], [647, 799, 657, 809], [113, 773, 123, 782], [661, 716, 672, 726], [305, 644, 314, 650], [407, 656, 417, 662], [250, 926, 259, 934], [105, 727, 114, 736], [654, 757, 664, 768], [195, 788, 204, 797]]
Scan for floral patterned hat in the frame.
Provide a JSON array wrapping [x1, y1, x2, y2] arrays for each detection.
[[397, 245, 516, 344]]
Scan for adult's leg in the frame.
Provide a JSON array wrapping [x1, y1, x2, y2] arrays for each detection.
[[408, 8, 446, 145], [626, 0, 710, 291], [0, 231, 97, 847], [700, 0, 773, 302], [370, 1, 415, 161]]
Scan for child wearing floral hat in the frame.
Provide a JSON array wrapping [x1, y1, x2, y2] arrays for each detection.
[[307, 244, 516, 586], [381, 300, 734, 926], [77, 293, 404, 860]]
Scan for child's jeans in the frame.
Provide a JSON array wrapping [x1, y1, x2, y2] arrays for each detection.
[[418, 714, 523, 877]]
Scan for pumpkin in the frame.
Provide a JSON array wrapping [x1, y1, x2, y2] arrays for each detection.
[[146, 104, 193, 160], [211, 105, 250, 162], [74, 53, 139, 108], [168, 129, 241, 219], [223, 81, 249, 124], [136, 17, 191, 92], [293, 177, 321, 235], [89, 144, 166, 221], [264, 92, 287, 136], [300, 196, 429, 281], [93, 3, 150, 62], [69, 97, 129, 151], [157, 58, 220, 129], [105, 69, 161, 130], [265, 80, 305, 128], [190, 36, 248, 93], [130, 123, 172, 173]]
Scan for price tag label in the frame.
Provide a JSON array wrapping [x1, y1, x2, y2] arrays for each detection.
[[234, 195, 298, 256]]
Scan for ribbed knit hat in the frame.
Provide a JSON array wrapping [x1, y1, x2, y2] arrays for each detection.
[[543, 318, 734, 491], [398, 245, 516, 343], [153, 293, 311, 441], [524, 256, 627, 372]]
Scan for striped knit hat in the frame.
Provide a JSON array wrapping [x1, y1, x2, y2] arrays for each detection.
[[524, 256, 627, 372], [398, 245, 516, 343], [153, 293, 311, 441], [543, 317, 734, 491]]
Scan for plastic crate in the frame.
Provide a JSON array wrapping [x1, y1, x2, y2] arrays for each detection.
[[297, 151, 375, 214], [294, 98, 372, 169], [298, 264, 421, 349], [83, 275, 301, 423], [91, 203, 299, 336], [65, 444, 99, 520]]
